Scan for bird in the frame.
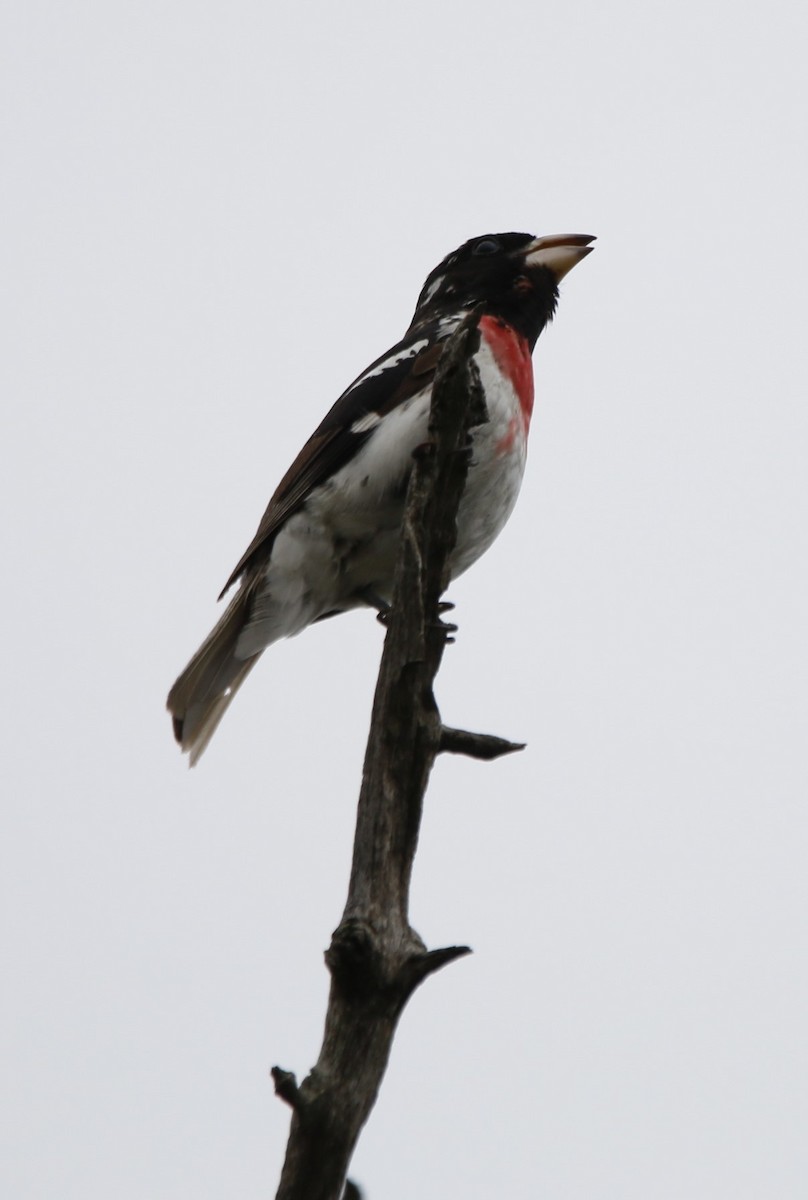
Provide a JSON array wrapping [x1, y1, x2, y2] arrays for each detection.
[[167, 230, 595, 763]]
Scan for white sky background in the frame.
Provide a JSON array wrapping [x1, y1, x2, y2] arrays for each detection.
[[2, 1, 807, 1196]]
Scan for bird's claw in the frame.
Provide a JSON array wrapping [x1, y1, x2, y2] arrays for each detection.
[[429, 615, 458, 644]]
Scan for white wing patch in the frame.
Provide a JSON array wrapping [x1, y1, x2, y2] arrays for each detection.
[[350, 410, 383, 434], [342, 338, 429, 397]]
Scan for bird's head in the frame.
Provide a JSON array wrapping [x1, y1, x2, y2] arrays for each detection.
[[411, 231, 595, 346]]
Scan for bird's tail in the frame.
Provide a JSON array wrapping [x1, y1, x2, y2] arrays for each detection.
[[167, 586, 261, 766]]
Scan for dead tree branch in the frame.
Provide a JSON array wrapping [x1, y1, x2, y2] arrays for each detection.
[[273, 313, 524, 1200]]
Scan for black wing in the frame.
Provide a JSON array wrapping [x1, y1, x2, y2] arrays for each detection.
[[218, 319, 456, 597]]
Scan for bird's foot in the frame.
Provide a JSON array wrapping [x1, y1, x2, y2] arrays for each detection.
[[432, 601, 458, 643]]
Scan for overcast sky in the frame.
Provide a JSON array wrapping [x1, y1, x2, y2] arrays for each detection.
[[3, 2, 807, 1197]]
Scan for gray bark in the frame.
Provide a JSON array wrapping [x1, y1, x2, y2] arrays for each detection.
[[273, 314, 523, 1200]]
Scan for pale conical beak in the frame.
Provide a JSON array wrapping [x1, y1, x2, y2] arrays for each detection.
[[523, 233, 596, 280]]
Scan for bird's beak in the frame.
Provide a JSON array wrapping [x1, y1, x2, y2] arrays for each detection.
[[523, 233, 596, 280]]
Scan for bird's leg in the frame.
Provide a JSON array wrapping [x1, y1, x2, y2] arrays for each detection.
[[356, 588, 392, 625]]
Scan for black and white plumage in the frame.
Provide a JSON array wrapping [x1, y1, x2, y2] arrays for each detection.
[[168, 231, 595, 762]]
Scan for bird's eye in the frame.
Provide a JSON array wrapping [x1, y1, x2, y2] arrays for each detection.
[[473, 238, 500, 256]]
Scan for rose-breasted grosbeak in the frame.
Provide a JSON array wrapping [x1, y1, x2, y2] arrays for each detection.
[[168, 231, 594, 762]]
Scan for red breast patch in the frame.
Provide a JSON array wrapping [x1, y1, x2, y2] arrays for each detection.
[[479, 314, 535, 431]]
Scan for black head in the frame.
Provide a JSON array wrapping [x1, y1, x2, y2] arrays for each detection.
[[410, 231, 595, 347]]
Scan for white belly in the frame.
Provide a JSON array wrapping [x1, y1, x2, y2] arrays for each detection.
[[236, 334, 530, 656]]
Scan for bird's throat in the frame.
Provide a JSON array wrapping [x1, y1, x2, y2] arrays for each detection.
[[478, 315, 534, 431]]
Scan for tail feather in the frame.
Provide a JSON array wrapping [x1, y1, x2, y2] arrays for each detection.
[[167, 586, 261, 765]]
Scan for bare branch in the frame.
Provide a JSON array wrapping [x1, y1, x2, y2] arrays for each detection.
[[273, 313, 522, 1199], [439, 725, 526, 760], [399, 945, 473, 998], [271, 1067, 302, 1111]]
